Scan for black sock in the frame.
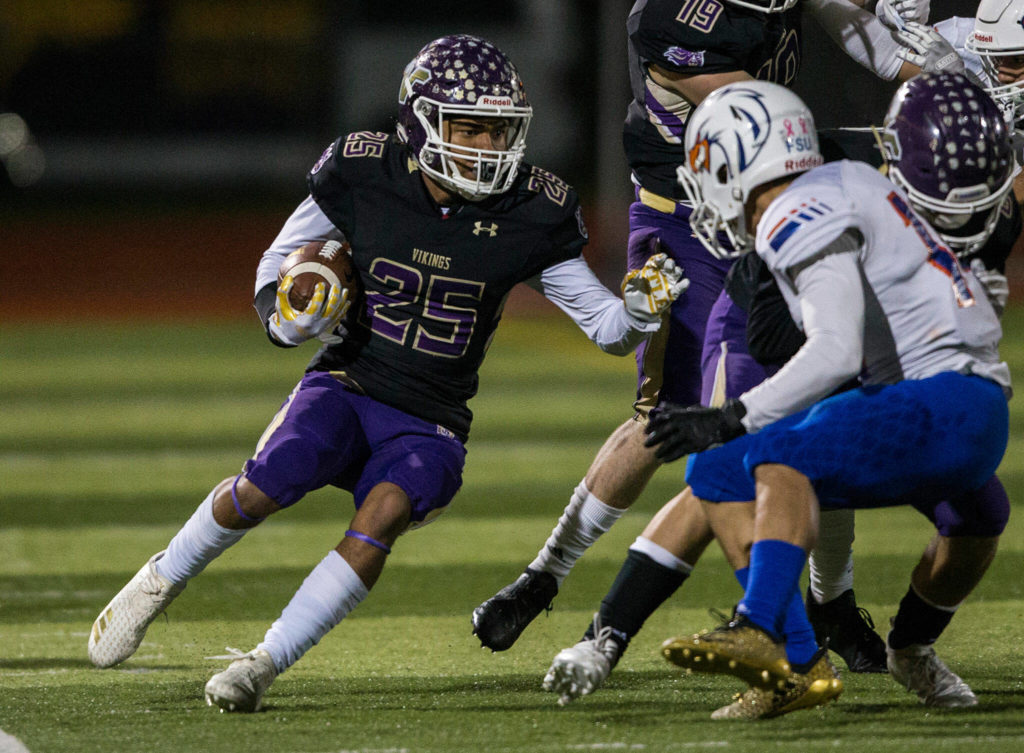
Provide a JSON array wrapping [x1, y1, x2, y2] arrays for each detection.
[[887, 586, 955, 650], [583, 549, 689, 651]]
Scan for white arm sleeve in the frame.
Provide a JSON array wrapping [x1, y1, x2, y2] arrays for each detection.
[[254, 195, 343, 295], [805, 0, 907, 81], [740, 239, 865, 432], [524, 256, 660, 356]]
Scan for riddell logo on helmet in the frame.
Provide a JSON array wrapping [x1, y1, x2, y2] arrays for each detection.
[[974, 33, 994, 42], [785, 156, 823, 171], [480, 96, 513, 106]]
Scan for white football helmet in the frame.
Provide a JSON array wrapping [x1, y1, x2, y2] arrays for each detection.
[[724, 0, 799, 13], [965, 0, 1024, 124], [677, 81, 823, 259]]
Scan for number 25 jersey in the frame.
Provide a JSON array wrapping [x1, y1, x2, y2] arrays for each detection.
[[306, 132, 589, 441]]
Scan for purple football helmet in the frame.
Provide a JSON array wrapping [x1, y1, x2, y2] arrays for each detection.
[[882, 71, 1016, 257], [397, 35, 532, 200]]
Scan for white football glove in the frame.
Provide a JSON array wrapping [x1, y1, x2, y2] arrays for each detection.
[[267, 276, 350, 346], [895, 22, 965, 75], [875, 0, 929, 31], [621, 251, 689, 323], [970, 258, 1010, 318], [316, 321, 348, 347]]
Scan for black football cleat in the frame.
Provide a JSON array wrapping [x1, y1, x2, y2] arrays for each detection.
[[805, 588, 888, 673], [472, 569, 558, 651]]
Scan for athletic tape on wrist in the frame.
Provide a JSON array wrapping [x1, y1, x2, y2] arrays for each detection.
[[344, 529, 392, 554]]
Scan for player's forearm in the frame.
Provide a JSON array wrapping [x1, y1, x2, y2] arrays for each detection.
[[740, 250, 865, 432], [804, 0, 906, 80], [528, 257, 660, 355], [255, 195, 342, 295]]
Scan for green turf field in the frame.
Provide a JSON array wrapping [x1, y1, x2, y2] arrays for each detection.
[[2, 311, 1023, 752]]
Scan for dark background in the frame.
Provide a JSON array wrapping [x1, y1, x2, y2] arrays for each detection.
[[0, 1, 988, 320]]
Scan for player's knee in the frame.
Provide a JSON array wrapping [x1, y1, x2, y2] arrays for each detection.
[[933, 476, 1009, 538]]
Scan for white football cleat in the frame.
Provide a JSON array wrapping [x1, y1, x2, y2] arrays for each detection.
[[205, 648, 279, 713], [543, 618, 621, 706], [886, 636, 977, 708], [88, 551, 185, 668]]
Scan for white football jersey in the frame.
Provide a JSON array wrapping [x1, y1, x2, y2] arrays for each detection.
[[740, 160, 1010, 431]]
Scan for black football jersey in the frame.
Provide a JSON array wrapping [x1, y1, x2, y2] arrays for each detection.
[[624, 0, 803, 200], [305, 132, 588, 440]]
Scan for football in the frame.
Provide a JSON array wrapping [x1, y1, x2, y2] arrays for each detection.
[[277, 239, 358, 311]]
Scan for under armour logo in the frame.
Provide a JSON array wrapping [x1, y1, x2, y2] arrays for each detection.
[[473, 221, 499, 237]]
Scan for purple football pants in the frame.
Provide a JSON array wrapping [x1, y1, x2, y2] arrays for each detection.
[[243, 371, 466, 525]]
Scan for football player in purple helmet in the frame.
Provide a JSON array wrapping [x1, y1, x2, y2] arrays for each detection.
[[396, 34, 533, 201], [86, 33, 688, 713], [882, 69, 1016, 258]]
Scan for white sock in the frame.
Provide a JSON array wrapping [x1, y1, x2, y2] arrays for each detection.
[[154, 490, 248, 585], [528, 480, 625, 586], [629, 536, 694, 574], [257, 550, 368, 673], [808, 508, 856, 604]]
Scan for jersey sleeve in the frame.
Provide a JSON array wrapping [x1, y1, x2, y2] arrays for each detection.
[[515, 172, 590, 279], [740, 240, 866, 432], [306, 136, 361, 236], [524, 256, 658, 356], [755, 162, 860, 287], [804, 0, 905, 81]]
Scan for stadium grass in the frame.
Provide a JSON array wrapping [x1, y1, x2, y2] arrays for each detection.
[[2, 310, 1023, 753]]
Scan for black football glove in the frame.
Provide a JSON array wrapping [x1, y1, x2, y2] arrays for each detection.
[[644, 398, 747, 462]]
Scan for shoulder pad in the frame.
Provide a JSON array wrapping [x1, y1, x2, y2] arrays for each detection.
[[757, 163, 857, 271]]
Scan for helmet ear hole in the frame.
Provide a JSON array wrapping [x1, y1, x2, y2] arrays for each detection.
[[716, 164, 729, 185]]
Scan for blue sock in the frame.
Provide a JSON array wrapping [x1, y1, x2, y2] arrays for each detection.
[[781, 591, 818, 667], [734, 564, 818, 666], [737, 539, 807, 639]]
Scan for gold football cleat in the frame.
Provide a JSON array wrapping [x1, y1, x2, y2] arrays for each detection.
[[711, 649, 843, 720], [662, 617, 792, 690]]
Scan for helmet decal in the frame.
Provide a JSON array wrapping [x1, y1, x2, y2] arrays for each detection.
[[688, 137, 711, 173]]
